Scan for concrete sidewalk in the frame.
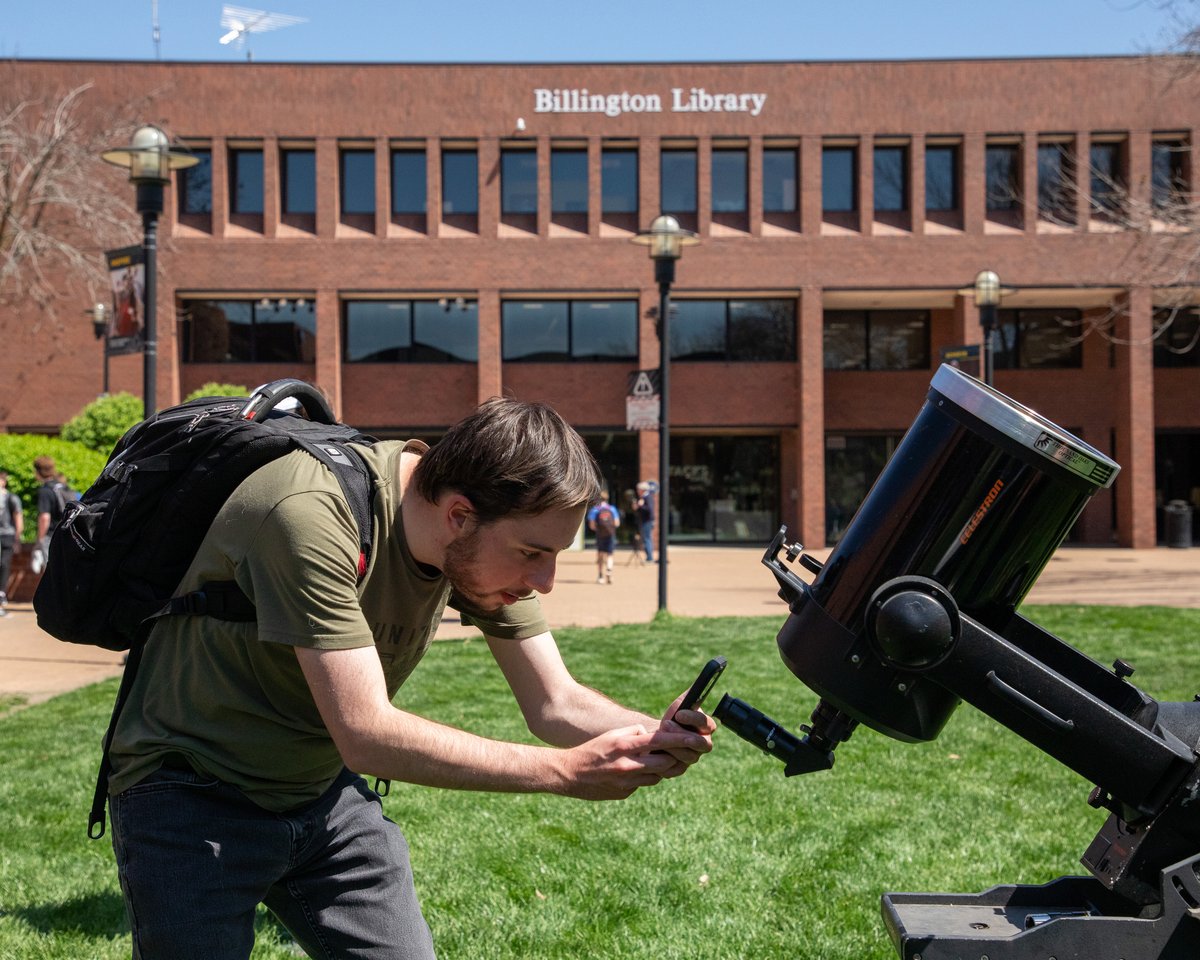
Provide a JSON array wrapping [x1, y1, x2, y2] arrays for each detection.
[[3, 543, 1198, 707]]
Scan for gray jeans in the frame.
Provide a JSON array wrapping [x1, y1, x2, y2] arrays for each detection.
[[111, 765, 436, 959]]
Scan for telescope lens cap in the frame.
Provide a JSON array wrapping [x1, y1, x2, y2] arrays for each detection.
[[865, 578, 960, 670]]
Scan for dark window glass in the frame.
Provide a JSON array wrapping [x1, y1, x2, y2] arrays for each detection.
[[179, 148, 212, 215], [822, 146, 856, 212], [1037, 143, 1074, 220], [712, 149, 748, 213], [823, 310, 929, 371], [391, 151, 426, 215], [501, 150, 537, 215], [1152, 140, 1188, 210], [669, 434, 780, 543], [993, 309, 1083, 369], [671, 300, 795, 362], [281, 149, 315, 215], [1090, 142, 1122, 215], [873, 146, 908, 212], [442, 150, 478, 215], [925, 145, 959, 211], [502, 301, 636, 362], [412, 300, 478, 362], [568, 301, 637, 359], [551, 149, 588, 214], [601, 149, 638, 213], [344, 299, 478, 363], [825, 433, 903, 544], [502, 301, 570, 361], [182, 298, 315, 363], [229, 149, 263, 214], [986, 144, 1020, 211], [1154, 307, 1200, 367], [661, 149, 697, 214], [340, 149, 375, 215], [763, 148, 797, 213]]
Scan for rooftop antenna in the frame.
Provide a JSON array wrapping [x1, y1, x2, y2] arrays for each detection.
[[218, 4, 307, 60], [152, 0, 161, 59]]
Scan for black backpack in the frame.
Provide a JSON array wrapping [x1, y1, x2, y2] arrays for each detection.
[[33, 379, 377, 837]]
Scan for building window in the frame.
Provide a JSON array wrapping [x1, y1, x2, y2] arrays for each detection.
[[229, 148, 263, 215], [442, 149, 478, 215], [344, 299, 478, 363], [822, 146, 856, 212], [993, 308, 1083, 369], [179, 148, 212, 215], [601, 148, 638, 214], [281, 149, 315, 215], [712, 148, 748, 213], [763, 148, 797, 213], [391, 150, 426, 215], [671, 299, 796, 362], [670, 435, 780, 543], [501, 149, 537, 215], [340, 149, 375, 215], [1153, 307, 1200, 367], [551, 149, 588, 214], [1089, 140, 1124, 216], [986, 144, 1020, 211], [823, 310, 931, 371], [825, 433, 903, 544], [925, 145, 959, 211], [1152, 138, 1188, 211], [660, 148, 697, 214], [181, 298, 316, 363], [502, 300, 637, 362], [873, 145, 908, 212], [1037, 141, 1075, 221]]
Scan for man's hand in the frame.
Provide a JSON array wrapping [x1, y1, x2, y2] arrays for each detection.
[[559, 725, 709, 800], [656, 691, 718, 767]]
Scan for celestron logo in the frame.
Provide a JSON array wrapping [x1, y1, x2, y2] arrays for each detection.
[[959, 479, 1005, 546], [534, 87, 768, 118]]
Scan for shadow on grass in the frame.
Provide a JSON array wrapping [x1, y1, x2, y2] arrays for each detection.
[[12, 890, 127, 939]]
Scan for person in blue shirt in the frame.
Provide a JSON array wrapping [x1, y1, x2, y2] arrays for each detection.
[[586, 491, 620, 584]]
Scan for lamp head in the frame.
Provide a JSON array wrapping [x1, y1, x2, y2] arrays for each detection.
[[101, 124, 199, 185], [632, 213, 699, 261], [973, 269, 1002, 307]]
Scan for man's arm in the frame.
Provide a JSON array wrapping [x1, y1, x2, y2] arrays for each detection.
[[11, 498, 22, 540], [294, 643, 706, 800], [36, 512, 49, 540], [486, 630, 714, 758]]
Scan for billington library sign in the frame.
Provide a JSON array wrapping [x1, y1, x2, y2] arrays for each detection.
[[534, 87, 768, 118]]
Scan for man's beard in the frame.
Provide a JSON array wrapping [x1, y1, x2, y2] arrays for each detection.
[[441, 524, 499, 612]]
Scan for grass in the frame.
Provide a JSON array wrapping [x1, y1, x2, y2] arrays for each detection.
[[1, 605, 1198, 959]]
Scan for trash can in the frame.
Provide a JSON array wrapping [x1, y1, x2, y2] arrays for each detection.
[[1164, 499, 1194, 549]]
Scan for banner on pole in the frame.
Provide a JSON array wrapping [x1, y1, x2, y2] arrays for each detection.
[[626, 369, 661, 431], [104, 246, 146, 356]]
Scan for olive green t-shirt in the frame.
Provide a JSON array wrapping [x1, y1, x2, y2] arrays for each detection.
[[107, 440, 548, 811]]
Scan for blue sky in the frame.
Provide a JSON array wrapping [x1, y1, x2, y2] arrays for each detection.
[[0, 0, 1191, 63]]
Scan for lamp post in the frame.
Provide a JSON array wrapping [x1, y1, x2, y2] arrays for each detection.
[[631, 214, 698, 613], [86, 302, 110, 395], [100, 125, 198, 415], [967, 269, 1015, 387]]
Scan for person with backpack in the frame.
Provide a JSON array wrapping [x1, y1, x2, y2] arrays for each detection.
[[32, 455, 66, 573], [100, 395, 714, 960], [586, 490, 620, 584], [0, 471, 22, 616]]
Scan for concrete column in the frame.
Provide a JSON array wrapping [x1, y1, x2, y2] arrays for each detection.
[[587, 138, 601, 236], [800, 135, 822, 235], [375, 136, 389, 238], [478, 138, 498, 237], [1075, 130, 1091, 229], [859, 135, 873, 235], [537, 136, 551, 237], [211, 137, 228, 237], [1022, 131, 1038, 233], [315, 138, 337, 239], [748, 135, 763, 236], [797, 286, 826, 547], [1113, 286, 1156, 547], [262, 136, 279, 238], [910, 136, 926, 235], [962, 133, 985, 235], [697, 138, 711, 235]]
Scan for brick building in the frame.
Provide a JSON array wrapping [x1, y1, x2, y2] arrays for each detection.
[[2, 56, 1199, 548]]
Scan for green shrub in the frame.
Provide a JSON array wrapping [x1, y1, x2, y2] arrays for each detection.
[[0, 435, 108, 539], [184, 381, 250, 402], [60, 392, 144, 455]]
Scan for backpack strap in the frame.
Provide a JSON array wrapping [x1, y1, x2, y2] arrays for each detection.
[[88, 629, 148, 839]]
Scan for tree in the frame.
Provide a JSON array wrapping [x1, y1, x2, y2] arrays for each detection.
[[0, 78, 145, 316], [61, 392, 144, 454]]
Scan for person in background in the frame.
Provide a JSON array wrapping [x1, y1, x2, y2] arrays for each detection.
[[0, 471, 22, 616], [33, 456, 66, 566], [586, 489, 620, 584], [635, 481, 655, 564]]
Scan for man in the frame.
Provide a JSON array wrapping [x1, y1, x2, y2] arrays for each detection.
[[0, 471, 22, 616], [33, 455, 66, 567], [586, 489, 620, 584], [106, 398, 715, 959], [635, 481, 655, 563]]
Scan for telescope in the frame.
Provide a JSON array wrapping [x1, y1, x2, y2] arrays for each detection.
[[715, 364, 1200, 960]]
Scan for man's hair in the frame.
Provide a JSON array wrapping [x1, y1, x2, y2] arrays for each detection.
[[414, 397, 600, 523], [33, 456, 56, 479]]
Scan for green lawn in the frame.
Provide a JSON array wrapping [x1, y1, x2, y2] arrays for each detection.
[[2, 605, 1198, 959]]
